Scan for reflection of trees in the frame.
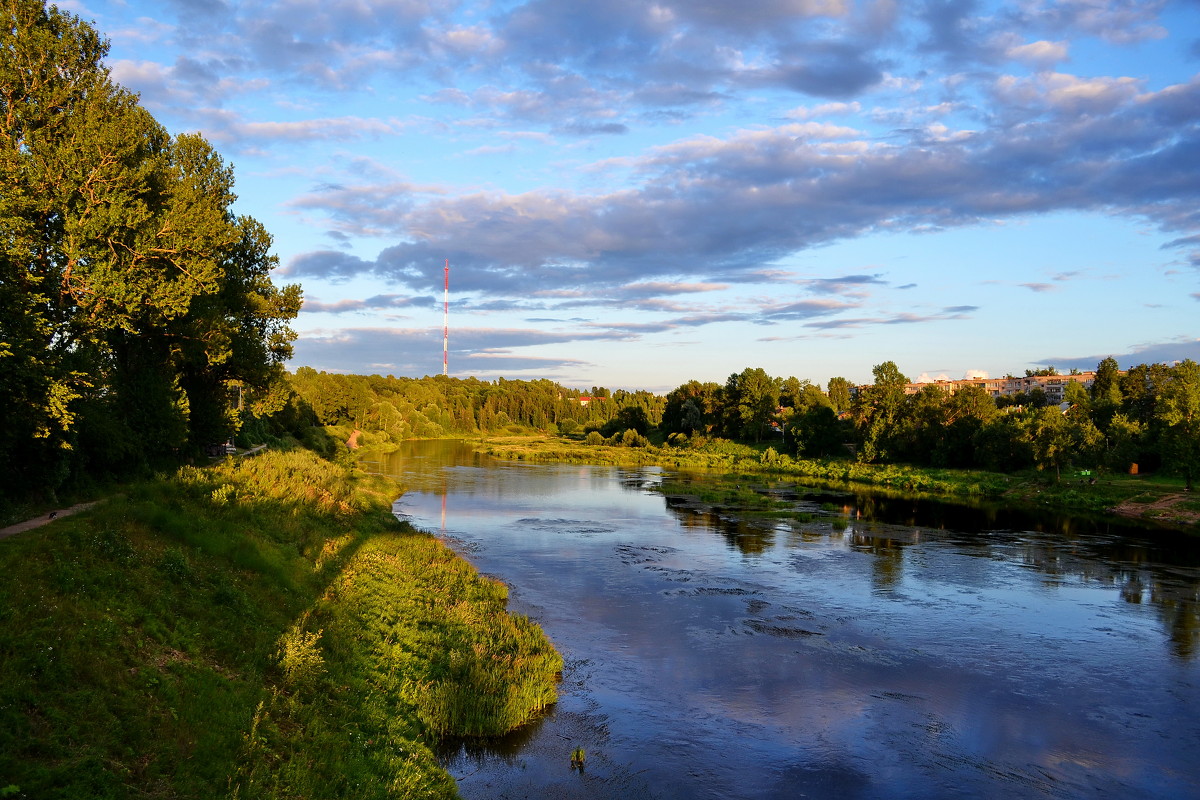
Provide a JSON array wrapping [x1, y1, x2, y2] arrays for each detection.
[[668, 506, 777, 555], [847, 525, 907, 592], [1152, 584, 1200, 661], [843, 492, 1200, 660], [1009, 532, 1200, 658], [657, 474, 1200, 660]]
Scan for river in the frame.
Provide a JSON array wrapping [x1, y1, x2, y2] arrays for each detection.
[[369, 440, 1200, 800]]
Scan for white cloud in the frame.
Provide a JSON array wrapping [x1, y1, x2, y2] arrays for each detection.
[[1005, 39, 1069, 69], [994, 72, 1142, 113]]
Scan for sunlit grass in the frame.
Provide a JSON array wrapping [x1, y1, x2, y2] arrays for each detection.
[[0, 447, 561, 799]]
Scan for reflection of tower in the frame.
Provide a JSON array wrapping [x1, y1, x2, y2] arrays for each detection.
[[442, 259, 449, 376], [440, 465, 447, 532]]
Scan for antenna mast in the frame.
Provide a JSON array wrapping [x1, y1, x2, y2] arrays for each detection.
[[442, 259, 449, 376]]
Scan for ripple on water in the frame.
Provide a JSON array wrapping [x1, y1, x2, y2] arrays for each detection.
[[513, 517, 619, 536]]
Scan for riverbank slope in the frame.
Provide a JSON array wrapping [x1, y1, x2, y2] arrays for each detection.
[[0, 448, 561, 799], [477, 435, 1200, 530]]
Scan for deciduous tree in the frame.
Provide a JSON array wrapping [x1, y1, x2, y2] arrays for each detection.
[[0, 0, 299, 493], [1156, 359, 1200, 490]]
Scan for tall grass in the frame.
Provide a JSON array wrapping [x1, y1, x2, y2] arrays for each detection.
[[0, 447, 561, 799], [318, 535, 561, 737]]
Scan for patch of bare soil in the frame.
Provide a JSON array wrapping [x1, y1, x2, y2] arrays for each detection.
[[1111, 493, 1200, 529]]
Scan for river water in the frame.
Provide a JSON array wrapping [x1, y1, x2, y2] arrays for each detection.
[[371, 440, 1200, 800]]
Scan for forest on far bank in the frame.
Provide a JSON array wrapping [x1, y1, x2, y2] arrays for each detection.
[[280, 356, 1200, 491]]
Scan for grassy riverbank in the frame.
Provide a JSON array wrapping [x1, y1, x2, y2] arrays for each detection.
[[479, 435, 1200, 529], [0, 448, 561, 799]]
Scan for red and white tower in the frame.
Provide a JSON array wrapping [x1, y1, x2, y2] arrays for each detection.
[[442, 259, 449, 376]]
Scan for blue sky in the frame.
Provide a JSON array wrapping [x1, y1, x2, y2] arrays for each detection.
[[71, 0, 1200, 390]]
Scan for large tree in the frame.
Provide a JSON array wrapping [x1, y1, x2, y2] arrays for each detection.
[[0, 0, 299, 494], [1157, 360, 1200, 491], [852, 361, 909, 463], [827, 376, 853, 413], [721, 367, 781, 442], [661, 380, 721, 436]]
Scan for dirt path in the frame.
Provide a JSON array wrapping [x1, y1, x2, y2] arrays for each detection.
[[3, 446, 268, 541], [0, 500, 101, 541], [1111, 492, 1200, 528]]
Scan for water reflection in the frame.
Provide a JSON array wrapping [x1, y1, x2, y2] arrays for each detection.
[[655, 477, 1200, 660], [374, 442, 1200, 799]]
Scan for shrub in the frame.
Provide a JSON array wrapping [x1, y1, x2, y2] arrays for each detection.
[[585, 431, 604, 446], [620, 429, 649, 448], [276, 623, 326, 692], [211, 484, 237, 505]]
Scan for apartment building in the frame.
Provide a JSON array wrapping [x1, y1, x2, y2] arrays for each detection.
[[899, 372, 1099, 404]]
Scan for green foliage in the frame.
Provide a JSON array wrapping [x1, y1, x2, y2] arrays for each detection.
[[285, 368, 664, 443], [618, 428, 651, 448], [1029, 406, 1071, 479], [787, 404, 844, 459], [276, 622, 326, 692], [279, 354, 1200, 497], [827, 377, 853, 414], [1156, 359, 1200, 490], [313, 535, 561, 740], [0, 1, 298, 501], [661, 380, 722, 436], [850, 361, 910, 463], [601, 405, 651, 437], [721, 367, 781, 442]]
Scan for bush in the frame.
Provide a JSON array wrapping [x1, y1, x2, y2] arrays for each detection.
[[619, 429, 650, 448], [276, 623, 326, 692], [585, 431, 604, 446]]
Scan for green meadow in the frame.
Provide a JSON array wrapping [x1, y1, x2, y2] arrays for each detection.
[[0, 448, 561, 799]]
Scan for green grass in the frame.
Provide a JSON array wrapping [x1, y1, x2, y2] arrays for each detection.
[[0, 447, 561, 799]]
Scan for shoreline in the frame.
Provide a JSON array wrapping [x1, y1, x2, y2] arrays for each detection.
[[474, 434, 1200, 531]]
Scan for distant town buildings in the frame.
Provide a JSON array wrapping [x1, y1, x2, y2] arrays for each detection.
[[892, 372, 1104, 405]]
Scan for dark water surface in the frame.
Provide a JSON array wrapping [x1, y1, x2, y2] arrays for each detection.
[[371, 441, 1200, 799]]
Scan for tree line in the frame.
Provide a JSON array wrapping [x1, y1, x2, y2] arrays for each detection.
[[281, 354, 1199, 490], [1, 1, 300, 499], [280, 368, 665, 448], [658, 358, 1200, 488]]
